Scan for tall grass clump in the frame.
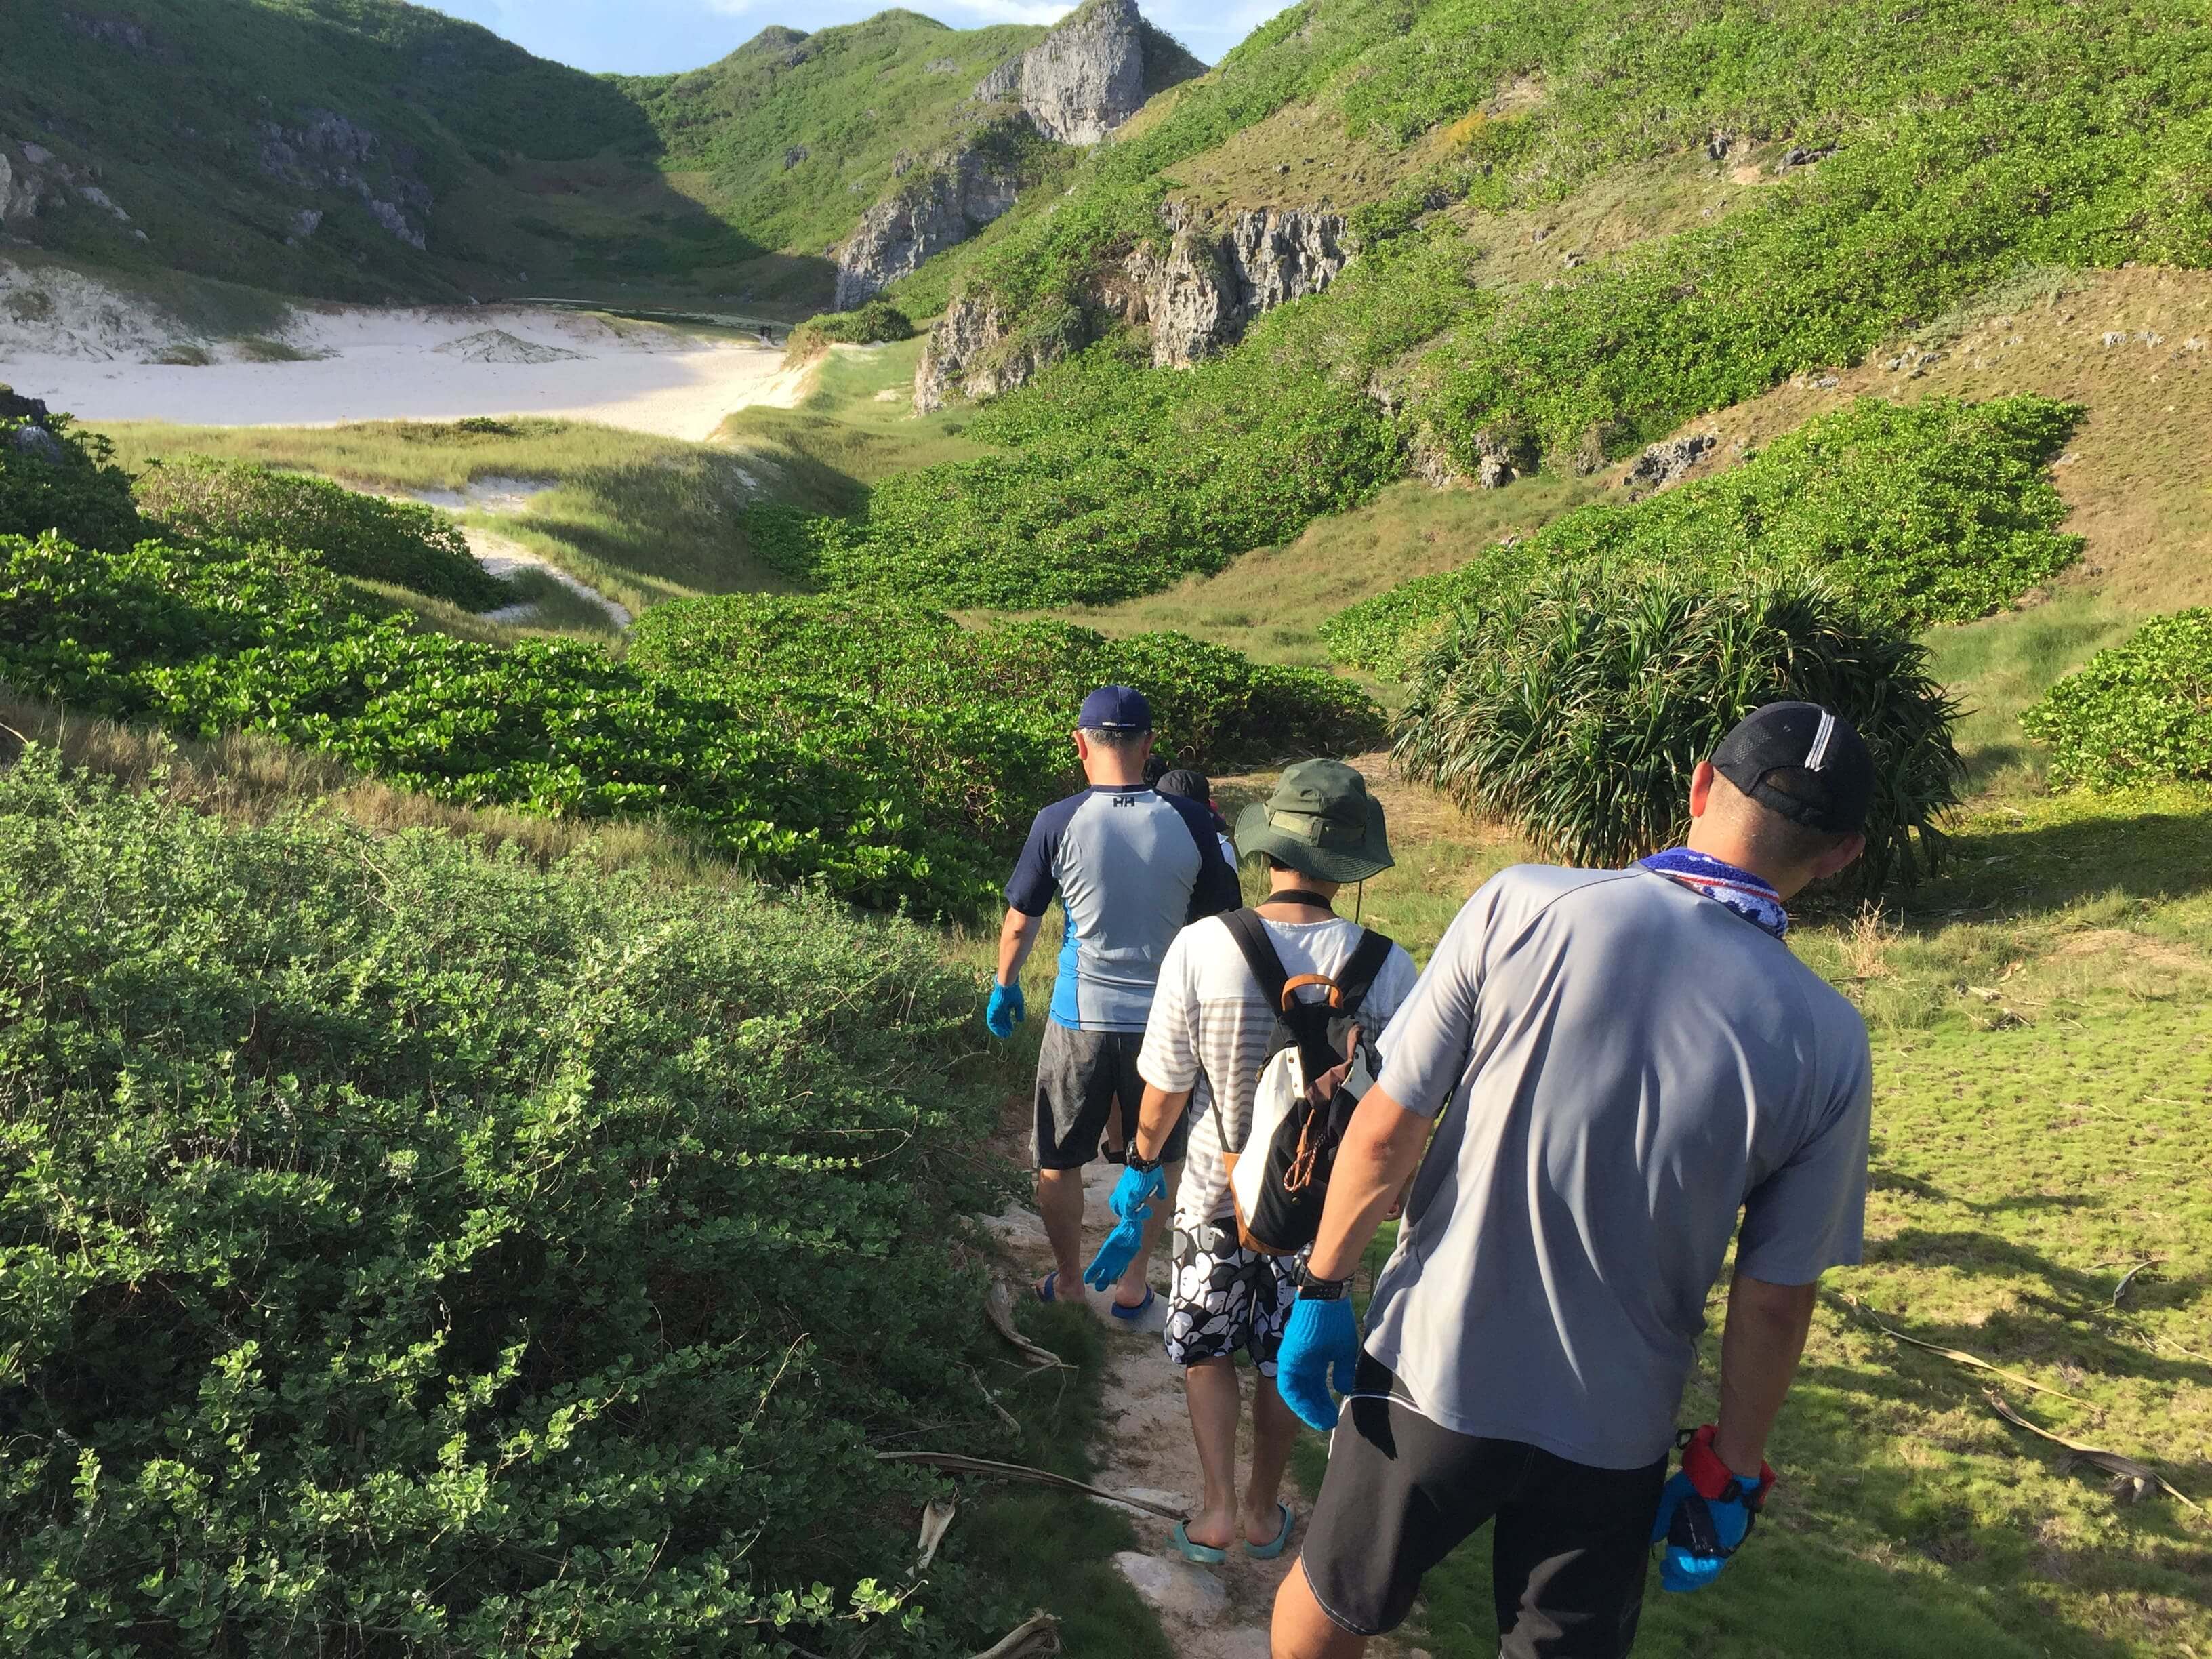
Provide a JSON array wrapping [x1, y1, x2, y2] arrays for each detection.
[[783, 300, 918, 366], [1394, 565, 1964, 894], [0, 749, 1034, 1656], [1326, 396, 2083, 677], [2020, 609, 2212, 788], [134, 455, 508, 609]]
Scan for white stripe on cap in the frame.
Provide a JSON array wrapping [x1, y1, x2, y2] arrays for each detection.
[[1805, 708, 1837, 771]]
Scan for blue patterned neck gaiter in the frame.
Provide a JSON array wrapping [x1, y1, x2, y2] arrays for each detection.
[[1637, 848, 1789, 939]]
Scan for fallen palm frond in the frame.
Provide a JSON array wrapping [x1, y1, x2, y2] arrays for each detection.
[[2112, 1258, 2160, 1309], [972, 1612, 1061, 1658], [986, 1280, 1072, 1370], [876, 1451, 1186, 1521], [1984, 1391, 2200, 1509], [1829, 1293, 2088, 1404]]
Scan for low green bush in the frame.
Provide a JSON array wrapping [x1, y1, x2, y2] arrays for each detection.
[[785, 300, 918, 365], [1393, 564, 1964, 894], [1325, 396, 2083, 677], [2020, 609, 2212, 788], [0, 412, 144, 552], [0, 750, 1029, 1656], [1, 537, 1378, 912], [134, 455, 509, 610]]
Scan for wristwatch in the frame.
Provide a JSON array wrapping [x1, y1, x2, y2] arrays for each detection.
[[1125, 1150, 1162, 1174], [1296, 1265, 1353, 1300]]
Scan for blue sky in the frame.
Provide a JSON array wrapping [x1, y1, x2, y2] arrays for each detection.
[[430, 1, 1281, 76]]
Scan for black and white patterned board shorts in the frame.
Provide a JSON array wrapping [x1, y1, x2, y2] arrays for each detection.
[[1164, 1217, 1298, 1376]]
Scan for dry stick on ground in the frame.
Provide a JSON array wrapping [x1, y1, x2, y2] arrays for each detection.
[[1829, 1292, 2090, 1404], [2112, 1257, 2161, 1309], [971, 1612, 1061, 1658], [985, 1280, 1073, 1370], [1984, 1391, 2202, 1510], [875, 1451, 1188, 1521]]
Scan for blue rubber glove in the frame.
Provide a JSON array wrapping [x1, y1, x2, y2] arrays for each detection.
[[1650, 1424, 1774, 1593], [1084, 1164, 1165, 1290], [984, 981, 1025, 1040], [1275, 1295, 1361, 1431], [1109, 1162, 1166, 1221]]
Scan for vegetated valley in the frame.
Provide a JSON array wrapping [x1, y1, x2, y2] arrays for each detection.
[[2, 0, 2209, 1656]]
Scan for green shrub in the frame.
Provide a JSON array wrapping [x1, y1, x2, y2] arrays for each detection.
[[2020, 609, 2212, 788], [785, 300, 918, 364], [1393, 565, 1964, 894], [0, 413, 144, 552], [0, 537, 1378, 913], [0, 750, 1027, 1655], [134, 455, 509, 610], [1325, 396, 2083, 677]]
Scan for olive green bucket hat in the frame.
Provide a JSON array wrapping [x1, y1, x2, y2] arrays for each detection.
[[1234, 759, 1394, 884]]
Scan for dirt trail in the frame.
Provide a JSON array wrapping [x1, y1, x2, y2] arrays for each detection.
[[991, 1168, 1423, 1659], [468, 527, 631, 630]]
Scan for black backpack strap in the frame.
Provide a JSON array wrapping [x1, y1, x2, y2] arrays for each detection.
[[1219, 908, 1290, 1010], [1334, 930, 1397, 1018]]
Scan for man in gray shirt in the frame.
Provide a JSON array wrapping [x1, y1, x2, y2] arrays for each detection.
[[1270, 703, 1879, 1659]]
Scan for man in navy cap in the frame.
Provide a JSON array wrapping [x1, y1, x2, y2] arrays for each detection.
[[989, 686, 1241, 1315], [1272, 703, 1879, 1658]]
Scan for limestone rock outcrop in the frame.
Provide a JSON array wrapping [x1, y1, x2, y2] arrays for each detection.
[[1018, 0, 1151, 145], [1121, 205, 1350, 367], [1619, 431, 1716, 496], [914, 293, 1073, 413], [257, 110, 431, 249], [835, 142, 1023, 309]]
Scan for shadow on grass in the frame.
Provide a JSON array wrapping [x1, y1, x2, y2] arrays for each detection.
[[1905, 804, 2212, 924]]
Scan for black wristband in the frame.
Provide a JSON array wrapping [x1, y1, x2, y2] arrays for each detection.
[[1296, 1267, 1353, 1300], [1125, 1151, 1162, 1174]]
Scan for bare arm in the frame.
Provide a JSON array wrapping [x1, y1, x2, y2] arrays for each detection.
[[995, 908, 1042, 989], [1130, 1082, 1191, 1166], [1304, 1086, 1433, 1282], [1713, 1273, 1819, 1477]]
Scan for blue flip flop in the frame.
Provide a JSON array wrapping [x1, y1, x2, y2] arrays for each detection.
[[1172, 1522, 1227, 1565], [1035, 1271, 1059, 1303], [1109, 1287, 1155, 1322], [1246, 1502, 1296, 1560]]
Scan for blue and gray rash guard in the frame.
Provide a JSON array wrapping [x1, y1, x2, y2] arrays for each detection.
[[1004, 785, 1242, 1032]]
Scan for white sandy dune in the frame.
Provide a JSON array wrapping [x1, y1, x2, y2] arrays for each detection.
[[0, 264, 811, 443]]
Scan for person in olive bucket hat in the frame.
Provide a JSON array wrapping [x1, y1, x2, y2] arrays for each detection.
[[1085, 758, 1419, 1564]]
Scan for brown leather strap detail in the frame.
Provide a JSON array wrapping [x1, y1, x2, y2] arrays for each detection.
[[1278, 972, 1343, 1012]]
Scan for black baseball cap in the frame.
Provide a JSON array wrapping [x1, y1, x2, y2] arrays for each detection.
[[1712, 702, 1875, 834], [1078, 684, 1152, 733]]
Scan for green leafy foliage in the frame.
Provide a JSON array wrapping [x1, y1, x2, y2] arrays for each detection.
[[0, 535, 1376, 913], [1393, 565, 1965, 894], [786, 300, 918, 363], [0, 749, 1038, 1655], [1324, 396, 2083, 676], [134, 455, 508, 609], [2020, 609, 2212, 789], [0, 413, 144, 552]]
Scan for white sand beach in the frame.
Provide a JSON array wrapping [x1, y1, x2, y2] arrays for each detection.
[[0, 266, 809, 441]]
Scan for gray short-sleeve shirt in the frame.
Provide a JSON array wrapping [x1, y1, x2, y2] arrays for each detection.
[[1364, 865, 1872, 1469]]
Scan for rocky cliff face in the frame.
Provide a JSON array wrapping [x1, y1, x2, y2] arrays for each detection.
[[257, 110, 431, 250], [1120, 205, 1350, 367], [916, 201, 1351, 409], [1017, 0, 1151, 145], [834, 142, 1023, 310]]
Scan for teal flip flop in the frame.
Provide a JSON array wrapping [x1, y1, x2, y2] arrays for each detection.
[[1109, 1287, 1155, 1322], [1171, 1522, 1227, 1565], [1246, 1502, 1295, 1560]]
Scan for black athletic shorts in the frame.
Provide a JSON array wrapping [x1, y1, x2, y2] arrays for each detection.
[[1032, 1019, 1189, 1170], [1300, 1357, 1666, 1657]]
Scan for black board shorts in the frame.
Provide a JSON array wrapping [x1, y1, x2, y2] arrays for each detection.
[[1032, 1019, 1190, 1170], [1300, 1357, 1666, 1657]]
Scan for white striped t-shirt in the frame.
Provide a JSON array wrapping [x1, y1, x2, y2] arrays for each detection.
[[1138, 913, 1419, 1229]]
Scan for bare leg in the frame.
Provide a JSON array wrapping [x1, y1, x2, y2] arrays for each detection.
[[1241, 1371, 1298, 1544], [1272, 1558, 1367, 1659], [1182, 1357, 1243, 1551], [1036, 1166, 1088, 1298], [1115, 1160, 1181, 1309]]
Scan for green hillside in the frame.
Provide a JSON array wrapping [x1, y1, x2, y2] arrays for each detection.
[[0, 1, 1193, 311]]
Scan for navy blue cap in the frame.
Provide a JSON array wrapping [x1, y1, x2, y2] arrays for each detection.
[[1078, 684, 1152, 733], [1713, 702, 1875, 834]]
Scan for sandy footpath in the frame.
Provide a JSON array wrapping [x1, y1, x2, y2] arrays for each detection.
[[0, 266, 811, 441]]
